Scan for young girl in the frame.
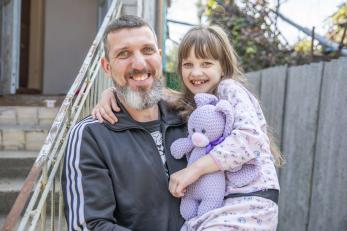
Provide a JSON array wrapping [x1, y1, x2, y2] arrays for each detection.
[[93, 25, 282, 231]]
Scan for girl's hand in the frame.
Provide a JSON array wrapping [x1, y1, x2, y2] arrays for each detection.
[[169, 166, 201, 198], [92, 88, 120, 124], [168, 155, 221, 198]]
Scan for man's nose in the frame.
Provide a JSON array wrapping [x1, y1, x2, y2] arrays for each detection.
[[131, 52, 146, 70]]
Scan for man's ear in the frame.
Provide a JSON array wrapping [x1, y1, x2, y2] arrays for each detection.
[[101, 57, 111, 76], [158, 49, 162, 57]]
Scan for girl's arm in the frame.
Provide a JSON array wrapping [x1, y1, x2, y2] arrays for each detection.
[[209, 79, 267, 171], [92, 88, 119, 124], [91, 87, 181, 124], [169, 155, 219, 198]]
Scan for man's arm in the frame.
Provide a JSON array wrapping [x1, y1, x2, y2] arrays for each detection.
[[61, 117, 131, 231]]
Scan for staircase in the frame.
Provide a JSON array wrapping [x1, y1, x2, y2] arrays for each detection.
[[0, 105, 58, 227]]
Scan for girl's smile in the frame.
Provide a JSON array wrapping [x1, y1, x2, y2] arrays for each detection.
[[181, 48, 223, 95]]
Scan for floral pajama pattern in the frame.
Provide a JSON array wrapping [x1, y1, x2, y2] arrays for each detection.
[[181, 196, 278, 231]]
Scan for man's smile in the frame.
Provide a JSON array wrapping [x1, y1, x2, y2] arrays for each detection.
[[129, 72, 151, 81]]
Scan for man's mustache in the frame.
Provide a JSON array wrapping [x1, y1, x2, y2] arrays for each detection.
[[127, 69, 153, 76]]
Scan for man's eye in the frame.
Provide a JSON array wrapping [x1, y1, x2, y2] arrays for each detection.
[[143, 47, 155, 54], [117, 51, 130, 58]]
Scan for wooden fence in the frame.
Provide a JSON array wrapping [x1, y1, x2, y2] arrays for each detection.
[[246, 57, 347, 231]]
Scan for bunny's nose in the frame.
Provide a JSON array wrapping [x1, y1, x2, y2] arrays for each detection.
[[192, 133, 209, 147]]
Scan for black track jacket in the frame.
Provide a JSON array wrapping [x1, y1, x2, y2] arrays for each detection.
[[62, 99, 187, 231]]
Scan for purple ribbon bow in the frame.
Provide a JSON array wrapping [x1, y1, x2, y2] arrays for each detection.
[[205, 136, 225, 154]]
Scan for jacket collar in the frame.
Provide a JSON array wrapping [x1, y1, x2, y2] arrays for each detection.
[[104, 93, 184, 131]]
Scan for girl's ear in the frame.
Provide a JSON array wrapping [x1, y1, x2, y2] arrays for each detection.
[[215, 100, 234, 137], [194, 93, 218, 107]]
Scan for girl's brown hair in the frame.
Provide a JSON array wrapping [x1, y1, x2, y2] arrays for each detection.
[[174, 26, 245, 119], [173, 25, 284, 167]]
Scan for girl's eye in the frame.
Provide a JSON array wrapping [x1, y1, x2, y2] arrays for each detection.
[[201, 62, 212, 67], [201, 129, 206, 134], [117, 50, 130, 59], [183, 63, 193, 68]]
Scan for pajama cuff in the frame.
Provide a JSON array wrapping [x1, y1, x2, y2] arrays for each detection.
[[209, 152, 226, 171]]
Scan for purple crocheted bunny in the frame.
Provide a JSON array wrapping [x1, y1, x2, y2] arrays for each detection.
[[170, 93, 259, 220]]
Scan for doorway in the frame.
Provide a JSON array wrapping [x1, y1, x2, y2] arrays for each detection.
[[18, 0, 44, 94]]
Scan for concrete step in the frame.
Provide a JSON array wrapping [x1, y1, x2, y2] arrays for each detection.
[[0, 214, 67, 231], [0, 106, 59, 126], [0, 178, 25, 214], [0, 151, 38, 178], [0, 215, 17, 231], [0, 94, 64, 107], [0, 177, 61, 218], [0, 124, 50, 151]]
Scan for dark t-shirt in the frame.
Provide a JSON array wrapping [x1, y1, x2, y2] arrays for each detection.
[[137, 119, 169, 177]]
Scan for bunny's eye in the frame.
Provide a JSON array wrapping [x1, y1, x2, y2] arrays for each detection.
[[192, 128, 196, 132], [202, 129, 206, 134]]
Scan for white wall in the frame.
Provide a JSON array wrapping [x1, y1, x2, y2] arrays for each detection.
[[43, 0, 98, 94]]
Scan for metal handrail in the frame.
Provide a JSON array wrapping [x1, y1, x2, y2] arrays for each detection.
[[0, 1, 122, 230]]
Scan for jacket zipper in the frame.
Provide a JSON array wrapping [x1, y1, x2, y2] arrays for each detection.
[[162, 122, 185, 176], [162, 122, 186, 230]]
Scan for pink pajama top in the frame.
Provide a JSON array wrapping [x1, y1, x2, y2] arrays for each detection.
[[209, 79, 280, 195]]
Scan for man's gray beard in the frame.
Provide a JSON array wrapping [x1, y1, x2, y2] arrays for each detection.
[[113, 78, 163, 110]]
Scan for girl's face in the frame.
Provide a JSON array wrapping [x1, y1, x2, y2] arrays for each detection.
[[181, 48, 223, 95]]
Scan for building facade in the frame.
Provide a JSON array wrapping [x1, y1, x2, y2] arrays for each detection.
[[0, 0, 164, 95]]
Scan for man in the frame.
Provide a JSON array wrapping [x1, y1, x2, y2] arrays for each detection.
[[62, 15, 186, 231]]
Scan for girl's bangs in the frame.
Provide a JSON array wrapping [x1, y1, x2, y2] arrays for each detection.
[[181, 30, 221, 60]]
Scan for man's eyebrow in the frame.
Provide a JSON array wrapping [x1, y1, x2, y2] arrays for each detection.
[[143, 43, 157, 47], [110, 47, 129, 57], [113, 46, 128, 52]]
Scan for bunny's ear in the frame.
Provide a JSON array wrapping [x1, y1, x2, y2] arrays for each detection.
[[215, 100, 235, 137], [194, 93, 218, 107]]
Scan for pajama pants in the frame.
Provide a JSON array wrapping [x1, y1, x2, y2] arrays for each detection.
[[180, 196, 278, 231]]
